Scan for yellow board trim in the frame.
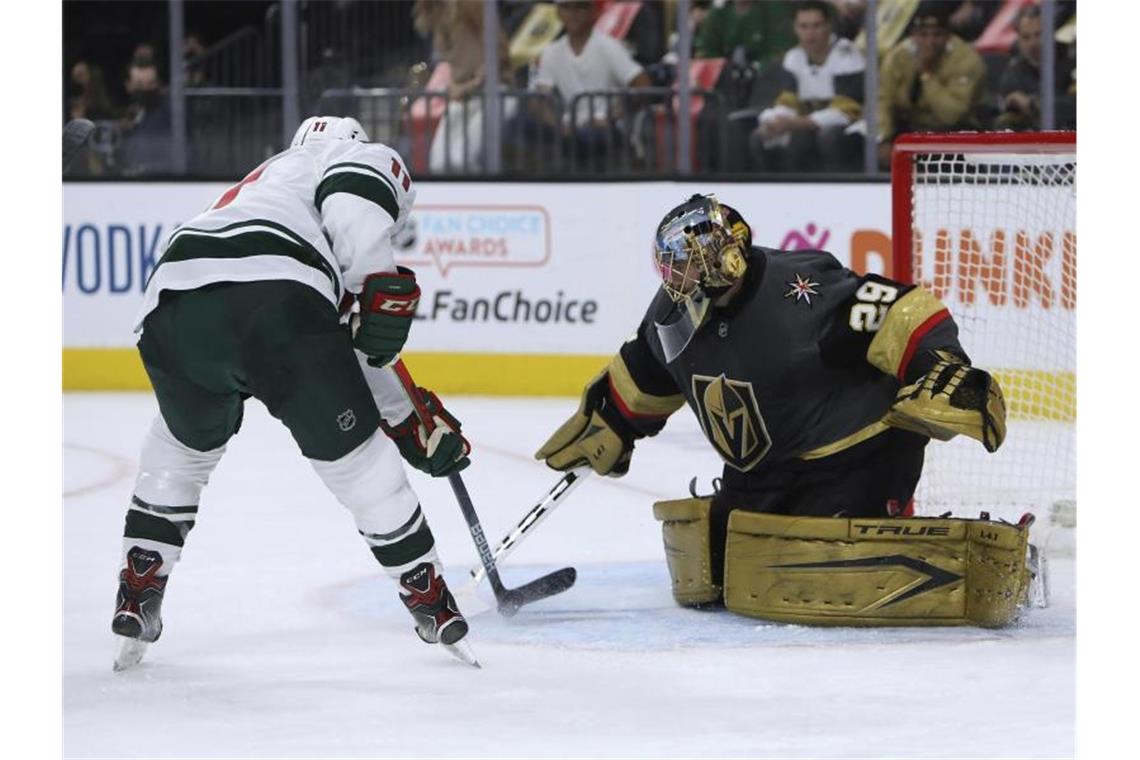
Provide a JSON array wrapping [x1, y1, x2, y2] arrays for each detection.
[[62, 348, 610, 396], [63, 349, 1078, 419]]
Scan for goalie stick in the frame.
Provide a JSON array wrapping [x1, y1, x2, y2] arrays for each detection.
[[391, 359, 577, 616], [470, 466, 590, 585]]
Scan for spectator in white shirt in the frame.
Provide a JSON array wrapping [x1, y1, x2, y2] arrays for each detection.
[[749, 1, 865, 172], [527, 0, 651, 170]]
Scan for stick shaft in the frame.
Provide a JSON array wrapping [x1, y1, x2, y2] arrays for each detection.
[[391, 359, 510, 597], [471, 467, 588, 584]]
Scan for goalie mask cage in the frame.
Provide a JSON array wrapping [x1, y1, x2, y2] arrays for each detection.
[[891, 131, 1075, 524]]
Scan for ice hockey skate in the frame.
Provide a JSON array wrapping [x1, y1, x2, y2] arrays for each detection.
[[112, 546, 168, 671], [399, 562, 479, 668]]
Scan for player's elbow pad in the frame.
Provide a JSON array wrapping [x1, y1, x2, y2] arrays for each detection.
[[884, 351, 1007, 453]]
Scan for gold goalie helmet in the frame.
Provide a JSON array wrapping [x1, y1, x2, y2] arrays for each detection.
[[653, 195, 752, 362]]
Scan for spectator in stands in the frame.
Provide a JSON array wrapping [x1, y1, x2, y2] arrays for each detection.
[[996, 5, 1076, 131], [414, 0, 511, 174], [119, 60, 174, 175], [748, 1, 865, 172], [68, 60, 117, 122], [876, 1, 987, 167], [694, 0, 796, 68], [948, 1, 1003, 43], [828, 0, 866, 41], [527, 0, 651, 170]]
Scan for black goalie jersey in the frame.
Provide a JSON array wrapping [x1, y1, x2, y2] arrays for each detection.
[[604, 247, 966, 473]]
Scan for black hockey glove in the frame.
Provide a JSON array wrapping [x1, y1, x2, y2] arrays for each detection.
[[535, 372, 635, 476], [353, 267, 420, 367], [381, 387, 471, 477]]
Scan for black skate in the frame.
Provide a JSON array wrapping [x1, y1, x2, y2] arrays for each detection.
[[399, 563, 479, 667], [112, 546, 167, 671]]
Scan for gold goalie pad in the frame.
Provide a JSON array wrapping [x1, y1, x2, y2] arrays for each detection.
[[652, 498, 720, 606], [723, 512, 1032, 627]]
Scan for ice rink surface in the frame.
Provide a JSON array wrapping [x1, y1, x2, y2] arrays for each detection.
[[64, 393, 1074, 759]]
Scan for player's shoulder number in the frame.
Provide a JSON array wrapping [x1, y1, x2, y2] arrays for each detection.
[[848, 277, 900, 332]]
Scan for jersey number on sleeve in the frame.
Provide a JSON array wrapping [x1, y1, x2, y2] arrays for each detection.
[[212, 160, 270, 210], [848, 279, 899, 332]]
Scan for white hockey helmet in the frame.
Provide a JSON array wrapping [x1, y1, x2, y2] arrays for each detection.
[[290, 116, 369, 148]]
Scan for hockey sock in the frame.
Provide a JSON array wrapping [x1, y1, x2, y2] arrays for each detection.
[[358, 504, 444, 587], [121, 495, 198, 575]]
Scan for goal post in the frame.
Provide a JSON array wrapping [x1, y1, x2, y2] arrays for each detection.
[[890, 131, 1076, 527]]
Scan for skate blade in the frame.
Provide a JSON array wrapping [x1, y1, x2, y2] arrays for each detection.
[[442, 638, 481, 668], [113, 636, 149, 672]]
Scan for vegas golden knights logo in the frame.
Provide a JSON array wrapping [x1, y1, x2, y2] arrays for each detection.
[[691, 374, 772, 471]]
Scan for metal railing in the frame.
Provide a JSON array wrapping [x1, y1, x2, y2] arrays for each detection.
[[565, 88, 728, 175], [64, 0, 1073, 179], [314, 88, 566, 176]]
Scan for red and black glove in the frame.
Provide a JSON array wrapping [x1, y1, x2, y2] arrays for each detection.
[[353, 267, 420, 367], [381, 387, 471, 477]]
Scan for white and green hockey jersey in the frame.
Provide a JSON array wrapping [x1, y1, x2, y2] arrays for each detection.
[[135, 120, 415, 332]]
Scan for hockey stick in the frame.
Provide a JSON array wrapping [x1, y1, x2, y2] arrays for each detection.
[[391, 359, 577, 617], [63, 119, 95, 170], [470, 466, 590, 585]]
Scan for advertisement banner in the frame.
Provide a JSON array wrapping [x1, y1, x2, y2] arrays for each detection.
[[63, 181, 895, 354]]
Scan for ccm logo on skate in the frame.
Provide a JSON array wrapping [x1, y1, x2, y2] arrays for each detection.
[[852, 524, 951, 537]]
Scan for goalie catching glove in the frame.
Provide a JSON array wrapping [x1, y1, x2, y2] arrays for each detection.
[[353, 267, 420, 367], [381, 387, 471, 477], [884, 351, 1007, 453], [535, 372, 636, 476]]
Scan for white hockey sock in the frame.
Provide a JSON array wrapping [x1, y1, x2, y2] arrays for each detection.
[[123, 416, 225, 576]]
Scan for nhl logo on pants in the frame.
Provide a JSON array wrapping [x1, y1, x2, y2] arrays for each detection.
[[337, 409, 357, 431]]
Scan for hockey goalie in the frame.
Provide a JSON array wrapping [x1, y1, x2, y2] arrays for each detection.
[[537, 194, 1033, 628]]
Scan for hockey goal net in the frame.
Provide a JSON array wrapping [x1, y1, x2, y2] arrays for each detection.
[[891, 132, 1076, 528]]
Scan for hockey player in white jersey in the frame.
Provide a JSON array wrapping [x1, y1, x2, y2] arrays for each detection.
[[112, 116, 478, 669]]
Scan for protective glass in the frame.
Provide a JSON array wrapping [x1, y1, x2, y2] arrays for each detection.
[[654, 289, 712, 364]]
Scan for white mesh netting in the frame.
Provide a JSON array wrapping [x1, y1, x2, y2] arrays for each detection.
[[906, 146, 1075, 524]]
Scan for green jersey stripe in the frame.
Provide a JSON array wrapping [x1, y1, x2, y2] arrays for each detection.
[[323, 162, 400, 200], [159, 229, 340, 291], [315, 171, 400, 221], [169, 218, 314, 252]]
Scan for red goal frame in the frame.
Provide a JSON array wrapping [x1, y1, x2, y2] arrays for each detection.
[[890, 131, 1076, 283]]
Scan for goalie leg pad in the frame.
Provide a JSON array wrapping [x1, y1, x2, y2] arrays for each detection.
[[652, 498, 721, 606], [722, 512, 1031, 627]]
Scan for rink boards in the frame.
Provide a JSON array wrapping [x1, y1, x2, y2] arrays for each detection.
[[64, 180, 1072, 413]]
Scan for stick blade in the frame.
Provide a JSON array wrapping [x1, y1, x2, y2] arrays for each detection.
[[497, 567, 577, 617]]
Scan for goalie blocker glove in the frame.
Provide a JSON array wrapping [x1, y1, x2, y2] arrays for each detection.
[[354, 267, 420, 367], [884, 350, 1007, 452], [381, 387, 471, 477], [535, 372, 637, 476]]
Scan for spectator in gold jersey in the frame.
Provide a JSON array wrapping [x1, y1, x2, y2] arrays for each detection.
[[875, 1, 988, 167]]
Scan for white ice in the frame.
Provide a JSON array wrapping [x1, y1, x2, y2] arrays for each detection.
[[64, 393, 1074, 758]]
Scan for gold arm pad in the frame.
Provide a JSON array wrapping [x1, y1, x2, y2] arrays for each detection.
[[607, 353, 685, 418], [866, 287, 949, 379]]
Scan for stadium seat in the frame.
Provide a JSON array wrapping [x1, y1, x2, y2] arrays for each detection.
[[974, 0, 1035, 55], [594, 1, 642, 40]]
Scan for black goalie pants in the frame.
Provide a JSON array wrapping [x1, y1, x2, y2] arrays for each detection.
[[137, 280, 380, 461], [708, 427, 929, 586]]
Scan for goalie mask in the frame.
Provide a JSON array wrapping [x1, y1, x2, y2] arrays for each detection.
[[653, 195, 751, 362]]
